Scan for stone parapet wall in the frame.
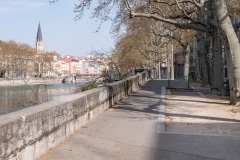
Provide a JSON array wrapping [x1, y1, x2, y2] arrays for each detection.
[[0, 72, 147, 160]]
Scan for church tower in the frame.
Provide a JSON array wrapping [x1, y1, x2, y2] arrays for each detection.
[[36, 22, 43, 54]]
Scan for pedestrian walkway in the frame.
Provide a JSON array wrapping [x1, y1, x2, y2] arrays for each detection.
[[38, 80, 240, 160]]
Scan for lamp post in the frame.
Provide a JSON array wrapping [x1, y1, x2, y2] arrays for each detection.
[[156, 52, 161, 79], [170, 31, 174, 80], [161, 61, 167, 79]]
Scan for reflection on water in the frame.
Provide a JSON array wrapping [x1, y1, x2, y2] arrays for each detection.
[[0, 83, 85, 115]]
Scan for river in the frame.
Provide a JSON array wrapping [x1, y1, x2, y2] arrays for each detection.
[[0, 82, 86, 115]]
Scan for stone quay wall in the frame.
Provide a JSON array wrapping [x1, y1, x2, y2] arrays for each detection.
[[0, 72, 147, 160], [0, 78, 61, 86]]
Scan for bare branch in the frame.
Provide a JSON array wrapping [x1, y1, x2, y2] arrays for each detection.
[[130, 11, 208, 32]]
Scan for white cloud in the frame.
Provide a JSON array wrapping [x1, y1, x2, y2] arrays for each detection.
[[0, 0, 47, 14]]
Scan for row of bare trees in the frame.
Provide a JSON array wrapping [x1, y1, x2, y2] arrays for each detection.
[[53, 0, 240, 104], [112, 17, 196, 79], [0, 40, 58, 78]]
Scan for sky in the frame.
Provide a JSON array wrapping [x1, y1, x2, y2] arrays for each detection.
[[0, 0, 116, 57]]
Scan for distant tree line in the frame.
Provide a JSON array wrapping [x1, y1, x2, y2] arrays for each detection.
[[0, 40, 58, 78]]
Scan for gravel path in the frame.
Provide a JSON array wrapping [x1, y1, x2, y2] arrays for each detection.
[[165, 87, 240, 137]]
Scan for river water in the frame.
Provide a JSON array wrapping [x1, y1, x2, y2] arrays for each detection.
[[0, 83, 85, 115]]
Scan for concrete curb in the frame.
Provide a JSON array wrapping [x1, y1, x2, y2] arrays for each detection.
[[184, 80, 206, 97]]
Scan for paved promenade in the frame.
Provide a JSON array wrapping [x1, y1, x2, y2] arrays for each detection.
[[38, 80, 240, 160]]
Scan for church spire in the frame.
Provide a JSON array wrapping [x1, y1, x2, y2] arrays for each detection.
[[36, 22, 43, 54], [36, 22, 43, 42]]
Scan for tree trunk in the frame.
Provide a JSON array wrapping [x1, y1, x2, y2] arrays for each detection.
[[213, 0, 240, 104], [193, 42, 201, 80], [197, 5, 210, 84], [210, 28, 225, 95], [197, 32, 210, 84], [184, 45, 190, 80]]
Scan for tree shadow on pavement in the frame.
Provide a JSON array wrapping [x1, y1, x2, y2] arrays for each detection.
[[114, 103, 240, 123]]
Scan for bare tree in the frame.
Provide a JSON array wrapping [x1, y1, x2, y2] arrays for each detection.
[[0, 40, 36, 78], [50, 0, 240, 104], [93, 50, 131, 82], [34, 52, 56, 77]]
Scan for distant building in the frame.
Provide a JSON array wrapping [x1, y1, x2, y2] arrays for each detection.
[[33, 22, 109, 77], [36, 22, 44, 54]]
